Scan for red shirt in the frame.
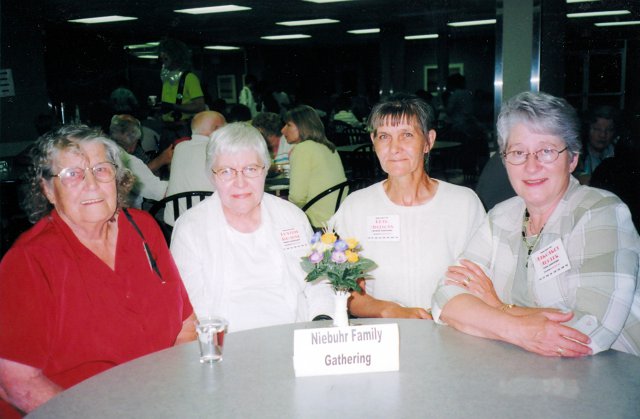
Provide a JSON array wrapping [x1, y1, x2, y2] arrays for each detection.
[[0, 209, 192, 415]]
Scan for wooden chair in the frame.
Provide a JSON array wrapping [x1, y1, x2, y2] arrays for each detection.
[[148, 191, 213, 243]]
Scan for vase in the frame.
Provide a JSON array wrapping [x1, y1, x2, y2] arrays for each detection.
[[333, 290, 350, 327]]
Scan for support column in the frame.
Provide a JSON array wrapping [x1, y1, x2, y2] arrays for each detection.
[[379, 23, 405, 97]]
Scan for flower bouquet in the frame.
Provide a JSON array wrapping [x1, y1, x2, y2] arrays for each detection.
[[301, 231, 377, 326]]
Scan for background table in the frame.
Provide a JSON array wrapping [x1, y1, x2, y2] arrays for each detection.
[[28, 319, 640, 419]]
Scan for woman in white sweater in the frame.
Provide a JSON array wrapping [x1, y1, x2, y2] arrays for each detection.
[[332, 93, 485, 319]]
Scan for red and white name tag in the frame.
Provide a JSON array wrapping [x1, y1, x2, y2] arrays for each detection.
[[280, 228, 306, 251], [531, 238, 571, 282], [366, 215, 400, 242]]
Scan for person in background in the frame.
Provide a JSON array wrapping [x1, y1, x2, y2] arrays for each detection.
[[576, 105, 619, 185], [158, 38, 206, 149], [164, 111, 226, 226], [0, 125, 194, 417], [474, 151, 516, 211], [590, 115, 640, 232], [332, 94, 362, 128], [283, 105, 347, 229], [109, 114, 171, 208], [252, 112, 293, 175], [239, 74, 260, 118], [432, 92, 639, 357], [331, 93, 485, 319], [227, 104, 253, 123], [170, 123, 333, 332]]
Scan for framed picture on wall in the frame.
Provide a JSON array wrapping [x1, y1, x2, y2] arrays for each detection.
[[217, 75, 237, 103], [423, 63, 464, 94]]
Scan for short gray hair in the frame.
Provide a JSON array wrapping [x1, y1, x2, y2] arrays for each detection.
[[205, 122, 272, 182], [367, 93, 435, 138], [497, 91, 581, 157], [109, 114, 142, 150], [24, 124, 134, 223]]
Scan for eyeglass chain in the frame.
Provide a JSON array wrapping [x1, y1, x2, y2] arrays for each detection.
[[522, 208, 545, 267]]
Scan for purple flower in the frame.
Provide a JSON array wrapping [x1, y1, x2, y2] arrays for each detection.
[[309, 251, 323, 264], [334, 239, 348, 252], [310, 231, 322, 245], [331, 251, 347, 264]]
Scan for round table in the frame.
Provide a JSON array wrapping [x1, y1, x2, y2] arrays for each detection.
[[28, 319, 640, 418]]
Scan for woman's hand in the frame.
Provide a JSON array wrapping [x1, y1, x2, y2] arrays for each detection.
[[445, 259, 502, 309], [380, 306, 432, 320], [511, 311, 592, 357]]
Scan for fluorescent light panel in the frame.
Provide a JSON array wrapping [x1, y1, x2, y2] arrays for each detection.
[[277, 18, 339, 26], [448, 19, 496, 27], [137, 55, 159, 59], [124, 42, 159, 50], [348, 28, 380, 34], [261, 34, 311, 40], [303, 0, 354, 3], [567, 10, 630, 18], [174, 5, 251, 14], [205, 45, 241, 50], [595, 20, 640, 27], [68, 15, 137, 24], [405, 34, 439, 40], [566, 0, 599, 3]]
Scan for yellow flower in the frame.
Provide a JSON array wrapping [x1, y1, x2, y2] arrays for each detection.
[[345, 249, 359, 263], [321, 232, 337, 244], [345, 238, 358, 250]]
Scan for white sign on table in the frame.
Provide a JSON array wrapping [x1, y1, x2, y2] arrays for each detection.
[[293, 323, 399, 377]]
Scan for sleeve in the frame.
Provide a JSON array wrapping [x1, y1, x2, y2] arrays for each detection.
[[170, 216, 208, 319], [128, 155, 168, 201], [565, 200, 639, 354], [0, 245, 55, 369], [137, 210, 193, 320], [185, 73, 204, 102], [288, 144, 312, 208]]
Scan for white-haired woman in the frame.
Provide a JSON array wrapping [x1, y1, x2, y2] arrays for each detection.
[[170, 123, 333, 332], [433, 92, 640, 357]]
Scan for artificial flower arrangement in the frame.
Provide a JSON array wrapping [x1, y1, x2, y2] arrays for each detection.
[[300, 230, 377, 292]]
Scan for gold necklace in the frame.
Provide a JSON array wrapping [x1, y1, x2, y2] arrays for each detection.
[[522, 209, 544, 267]]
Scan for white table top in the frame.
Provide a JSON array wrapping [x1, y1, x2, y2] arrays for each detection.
[[28, 319, 640, 419]]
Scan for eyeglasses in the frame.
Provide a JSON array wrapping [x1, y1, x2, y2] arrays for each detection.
[[52, 162, 117, 186], [502, 147, 568, 165], [212, 165, 265, 181]]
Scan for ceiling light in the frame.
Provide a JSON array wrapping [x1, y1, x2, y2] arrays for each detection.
[[303, 0, 354, 3], [68, 15, 137, 24], [261, 34, 312, 40], [347, 28, 380, 34], [595, 20, 640, 27], [567, 10, 630, 18], [277, 19, 339, 26], [448, 19, 496, 27], [136, 55, 159, 59], [405, 34, 439, 40], [566, 0, 599, 3], [124, 42, 159, 50], [205, 45, 241, 50], [174, 5, 251, 14]]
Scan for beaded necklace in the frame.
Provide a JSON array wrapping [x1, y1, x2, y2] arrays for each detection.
[[521, 208, 544, 267]]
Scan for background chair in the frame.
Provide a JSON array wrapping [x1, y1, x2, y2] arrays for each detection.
[[148, 190, 213, 244]]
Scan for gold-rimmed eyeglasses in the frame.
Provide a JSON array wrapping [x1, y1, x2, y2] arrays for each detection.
[[212, 165, 265, 181], [502, 147, 568, 165], [51, 162, 117, 187]]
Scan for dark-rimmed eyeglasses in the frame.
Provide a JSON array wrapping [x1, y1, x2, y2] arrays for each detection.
[[502, 147, 568, 165], [212, 165, 265, 181], [51, 162, 117, 187]]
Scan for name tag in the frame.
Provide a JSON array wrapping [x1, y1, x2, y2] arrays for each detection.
[[531, 238, 571, 282], [366, 215, 400, 242], [293, 323, 399, 377], [280, 228, 306, 252]]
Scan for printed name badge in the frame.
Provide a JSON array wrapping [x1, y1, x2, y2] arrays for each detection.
[[280, 228, 306, 252], [531, 238, 571, 282], [366, 215, 400, 242], [293, 323, 399, 377]]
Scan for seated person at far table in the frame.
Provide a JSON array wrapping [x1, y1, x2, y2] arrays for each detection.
[[252, 111, 293, 176], [170, 123, 334, 332], [0, 125, 195, 417], [433, 92, 640, 357], [110, 114, 172, 208], [164, 110, 226, 226], [331, 93, 486, 319]]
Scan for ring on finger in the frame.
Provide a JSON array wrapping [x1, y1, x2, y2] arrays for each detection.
[[556, 347, 565, 356], [462, 277, 471, 286]]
